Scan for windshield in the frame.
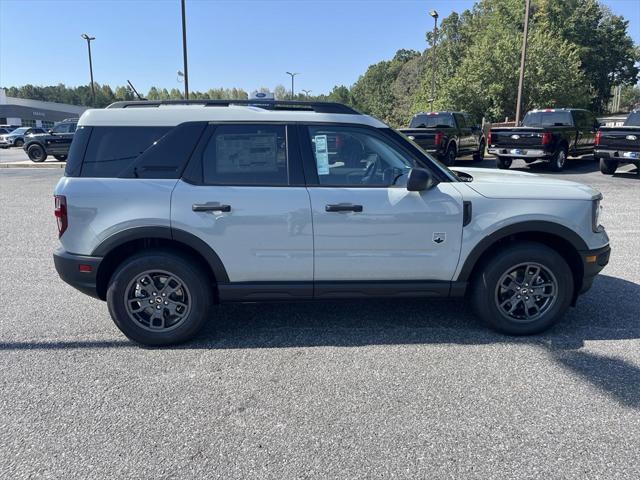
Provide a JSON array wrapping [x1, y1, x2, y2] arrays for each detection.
[[522, 111, 573, 127], [9, 127, 29, 135], [624, 112, 640, 127], [409, 113, 455, 128]]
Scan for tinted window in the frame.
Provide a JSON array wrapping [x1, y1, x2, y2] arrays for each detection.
[[624, 112, 640, 126], [81, 126, 170, 178], [522, 111, 573, 127], [123, 122, 207, 179], [202, 124, 288, 185], [409, 113, 455, 128], [307, 125, 415, 186], [52, 123, 75, 134], [64, 126, 92, 177], [454, 113, 466, 128]]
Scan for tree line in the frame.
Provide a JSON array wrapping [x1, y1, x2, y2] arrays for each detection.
[[3, 0, 638, 128]]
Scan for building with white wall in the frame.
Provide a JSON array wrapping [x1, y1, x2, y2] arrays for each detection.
[[0, 89, 87, 128]]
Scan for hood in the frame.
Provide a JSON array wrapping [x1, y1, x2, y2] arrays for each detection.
[[451, 167, 599, 200]]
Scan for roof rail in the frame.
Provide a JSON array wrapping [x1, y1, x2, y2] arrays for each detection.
[[105, 99, 360, 115]]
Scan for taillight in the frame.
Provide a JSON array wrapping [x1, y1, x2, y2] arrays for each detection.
[[542, 132, 552, 146], [594, 130, 601, 146], [54, 195, 67, 238], [434, 131, 444, 146], [487, 130, 492, 146]]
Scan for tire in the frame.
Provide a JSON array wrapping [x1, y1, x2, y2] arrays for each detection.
[[599, 158, 618, 175], [549, 146, 568, 172], [106, 250, 213, 346], [14, 138, 24, 147], [54, 155, 67, 161], [471, 242, 574, 335], [442, 144, 457, 166], [27, 144, 47, 162], [496, 156, 512, 169], [472, 140, 485, 162]]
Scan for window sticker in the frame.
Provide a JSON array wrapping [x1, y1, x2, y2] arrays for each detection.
[[216, 133, 278, 173], [314, 134, 330, 175]]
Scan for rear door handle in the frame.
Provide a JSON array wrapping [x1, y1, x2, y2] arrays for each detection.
[[192, 203, 231, 212], [325, 203, 363, 213]]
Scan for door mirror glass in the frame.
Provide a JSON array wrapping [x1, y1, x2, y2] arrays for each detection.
[[407, 168, 437, 191]]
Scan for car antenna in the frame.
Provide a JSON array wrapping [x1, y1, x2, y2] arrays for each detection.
[[127, 80, 146, 101]]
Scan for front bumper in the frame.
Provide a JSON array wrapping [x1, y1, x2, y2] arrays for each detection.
[[488, 147, 549, 158], [53, 247, 103, 299], [577, 244, 611, 295], [0, 138, 13, 146]]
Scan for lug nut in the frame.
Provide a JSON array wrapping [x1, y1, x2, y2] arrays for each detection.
[[164, 301, 168, 305]]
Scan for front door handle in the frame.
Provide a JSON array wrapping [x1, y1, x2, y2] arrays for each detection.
[[325, 203, 363, 213], [192, 203, 231, 212]]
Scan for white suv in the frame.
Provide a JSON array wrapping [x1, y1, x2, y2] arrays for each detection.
[[53, 100, 610, 345]]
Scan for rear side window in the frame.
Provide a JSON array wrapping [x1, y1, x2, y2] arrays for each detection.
[[81, 127, 170, 177], [64, 126, 92, 177], [202, 124, 288, 185]]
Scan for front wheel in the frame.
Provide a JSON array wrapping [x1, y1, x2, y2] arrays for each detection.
[[471, 242, 573, 335], [27, 144, 47, 162], [599, 158, 618, 175], [14, 138, 24, 147], [107, 251, 213, 346], [496, 156, 512, 169]]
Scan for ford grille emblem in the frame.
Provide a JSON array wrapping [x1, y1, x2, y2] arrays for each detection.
[[511, 134, 520, 139], [626, 135, 637, 141]]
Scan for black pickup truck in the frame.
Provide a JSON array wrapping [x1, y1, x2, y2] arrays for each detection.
[[595, 110, 640, 175], [487, 108, 599, 171], [23, 118, 78, 162], [398, 111, 485, 165]]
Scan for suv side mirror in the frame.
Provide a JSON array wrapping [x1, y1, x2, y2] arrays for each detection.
[[407, 168, 438, 192]]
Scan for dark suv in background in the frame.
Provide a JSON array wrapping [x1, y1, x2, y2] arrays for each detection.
[[23, 118, 78, 162]]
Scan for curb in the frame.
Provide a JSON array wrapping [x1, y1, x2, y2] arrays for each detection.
[[0, 162, 66, 169]]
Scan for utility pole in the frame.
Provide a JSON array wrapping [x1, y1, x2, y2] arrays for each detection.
[[429, 10, 439, 111], [81, 34, 96, 107], [181, 0, 190, 99], [515, 0, 531, 125], [286, 72, 299, 99]]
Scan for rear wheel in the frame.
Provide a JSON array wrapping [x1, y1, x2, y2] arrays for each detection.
[[496, 156, 512, 169], [442, 145, 457, 166], [54, 155, 67, 161], [27, 144, 47, 162], [549, 146, 568, 172], [599, 158, 618, 175], [472, 140, 485, 162], [471, 242, 573, 335], [106, 251, 213, 346]]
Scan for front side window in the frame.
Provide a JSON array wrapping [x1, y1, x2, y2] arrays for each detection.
[[202, 124, 288, 185], [307, 125, 415, 187]]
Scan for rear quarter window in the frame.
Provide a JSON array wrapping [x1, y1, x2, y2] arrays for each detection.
[[80, 126, 170, 178]]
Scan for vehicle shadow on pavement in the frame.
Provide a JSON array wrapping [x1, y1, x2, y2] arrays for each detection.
[[0, 275, 637, 408]]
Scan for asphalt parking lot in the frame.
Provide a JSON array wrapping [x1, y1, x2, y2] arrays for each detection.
[[1, 158, 639, 479]]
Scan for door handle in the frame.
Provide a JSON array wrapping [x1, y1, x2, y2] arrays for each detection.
[[325, 203, 363, 213], [192, 203, 231, 212]]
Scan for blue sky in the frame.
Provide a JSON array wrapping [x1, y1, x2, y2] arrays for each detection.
[[1, 0, 638, 95]]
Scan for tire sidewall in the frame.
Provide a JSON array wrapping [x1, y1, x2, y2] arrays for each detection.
[[27, 144, 46, 162], [551, 147, 567, 171], [471, 242, 574, 335], [14, 138, 24, 147], [497, 156, 512, 169], [599, 158, 618, 174], [106, 251, 212, 346], [444, 145, 457, 166]]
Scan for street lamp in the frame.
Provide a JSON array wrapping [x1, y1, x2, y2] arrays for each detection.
[[301, 89, 312, 98], [81, 33, 96, 107], [428, 10, 439, 111], [515, 0, 531, 125], [286, 72, 299, 100], [181, 0, 190, 100]]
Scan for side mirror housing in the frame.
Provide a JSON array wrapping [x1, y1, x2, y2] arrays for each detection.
[[407, 168, 438, 192]]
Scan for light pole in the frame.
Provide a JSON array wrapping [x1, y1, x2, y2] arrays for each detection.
[[286, 72, 299, 100], [515, 0, 531, 125], [81, 33, 96, 107], [428, 10, 438, 111], [301, 89, 311, 98], [181, 0, 190, 100]]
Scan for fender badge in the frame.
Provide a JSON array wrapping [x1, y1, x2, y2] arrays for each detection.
[[433, 232, 446, 244]]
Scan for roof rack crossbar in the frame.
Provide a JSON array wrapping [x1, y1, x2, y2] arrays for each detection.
[[106, 99, 360, 115]]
